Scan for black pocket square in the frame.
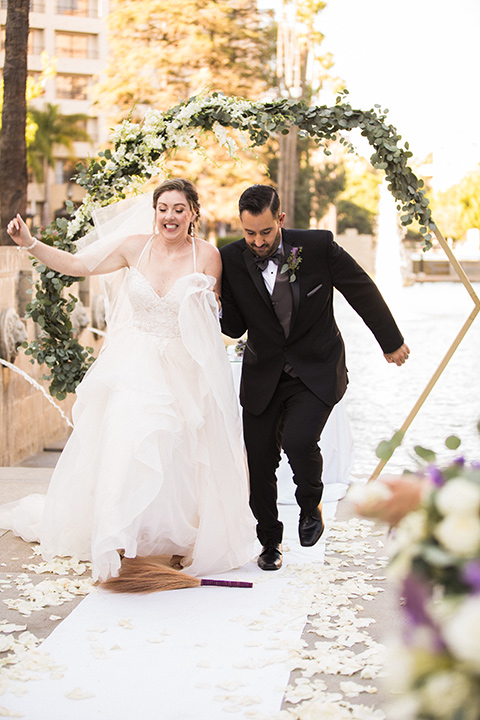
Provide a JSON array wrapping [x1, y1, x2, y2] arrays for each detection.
[[306, 284, 323, 297]]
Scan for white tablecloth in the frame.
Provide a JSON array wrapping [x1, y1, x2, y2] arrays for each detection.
[[228, 351, 355, 504]]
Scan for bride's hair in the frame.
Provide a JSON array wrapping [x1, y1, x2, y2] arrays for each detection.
[[153, 179, 201, 228]]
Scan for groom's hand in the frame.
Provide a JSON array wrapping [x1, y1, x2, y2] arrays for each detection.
[[384, 343, 410, 366]]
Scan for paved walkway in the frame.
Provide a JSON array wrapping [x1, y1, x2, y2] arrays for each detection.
[[0, 442, 398, 717]]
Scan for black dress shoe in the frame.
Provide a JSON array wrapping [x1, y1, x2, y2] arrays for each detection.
[[257, 541, 282, 571], [298, 505, 325, 547]]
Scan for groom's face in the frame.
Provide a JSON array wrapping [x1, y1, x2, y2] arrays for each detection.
[[240, 208, 286, 259]]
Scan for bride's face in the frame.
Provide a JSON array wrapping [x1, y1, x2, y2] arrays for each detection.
[[155, 190, 195, 242]]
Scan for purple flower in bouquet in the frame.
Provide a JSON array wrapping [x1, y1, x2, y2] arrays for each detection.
[[424, 464, 445, 487], [402, 573, 445, 652], [462, 560, 480, 593]]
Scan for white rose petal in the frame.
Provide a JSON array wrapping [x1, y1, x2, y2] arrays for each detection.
[[118, 618, 134, 629], [65, 687, 95, 700], [0, 624, 27, 634], [0, 636, 13, 653], [216, 681, 246, 691], [0, 706, 24, 717]]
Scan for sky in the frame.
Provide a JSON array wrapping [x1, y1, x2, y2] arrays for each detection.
[[260, 0, 480, 190]]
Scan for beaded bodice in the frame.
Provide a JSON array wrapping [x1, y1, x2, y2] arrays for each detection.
[[127, 267, 183, 339], [125, 235, 198, 341]]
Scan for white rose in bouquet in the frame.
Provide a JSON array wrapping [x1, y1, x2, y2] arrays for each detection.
[[435, 478, 480, 516], [434, 514, 480, 557], [442, 595, 480, 671], [393, 509, 429, 550], [420, 670, 472, 717]]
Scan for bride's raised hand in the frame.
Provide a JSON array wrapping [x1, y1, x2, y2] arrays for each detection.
[[6, 212, 86, 276], [7, 214, 34, 248], [7, 212, 129, 277]]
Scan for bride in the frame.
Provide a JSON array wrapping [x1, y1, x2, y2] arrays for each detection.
[[4, 178, 256, 583]]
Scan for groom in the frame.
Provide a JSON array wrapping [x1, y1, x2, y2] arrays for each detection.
[[220, 185, 409, 571]]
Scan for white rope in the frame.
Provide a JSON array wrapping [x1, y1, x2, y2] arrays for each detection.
[[0, 358, 74, 428]]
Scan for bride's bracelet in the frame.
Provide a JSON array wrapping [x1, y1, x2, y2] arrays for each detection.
[[17, 237, 38, 252]]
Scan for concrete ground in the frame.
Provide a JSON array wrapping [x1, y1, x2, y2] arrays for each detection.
[[0, 442, 399, 716]]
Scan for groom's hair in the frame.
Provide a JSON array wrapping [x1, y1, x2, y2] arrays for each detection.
[[239, 185, 280, 217]]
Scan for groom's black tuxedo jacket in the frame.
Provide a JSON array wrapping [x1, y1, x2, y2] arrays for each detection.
[[220, 229, 404, 416]]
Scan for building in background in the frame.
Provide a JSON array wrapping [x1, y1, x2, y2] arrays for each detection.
[[0, 0, 110, 227]]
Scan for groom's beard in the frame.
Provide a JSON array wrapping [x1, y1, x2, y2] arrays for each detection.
[[249, 229, 282, 259]]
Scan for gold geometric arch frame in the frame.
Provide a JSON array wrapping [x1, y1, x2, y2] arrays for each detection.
[[369, 226, 480, 480]]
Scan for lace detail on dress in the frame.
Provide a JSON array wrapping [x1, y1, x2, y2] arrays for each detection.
[[127, 268, 182, 342]]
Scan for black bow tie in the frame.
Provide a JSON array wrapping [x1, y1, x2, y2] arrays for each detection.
[[253, 249, 283, 272]]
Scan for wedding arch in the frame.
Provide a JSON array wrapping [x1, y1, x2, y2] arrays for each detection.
[[24, 92, 480, 474]]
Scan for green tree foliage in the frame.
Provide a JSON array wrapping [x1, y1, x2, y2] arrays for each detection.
[[311, 158, 346, 224], [275, 140, 346, 228], [431, 167, 480, 241], [28, 103, 91, 224], [336, 156, 381, 234], [28, 103, 91, 181], [98, 0, 276, 121], [94, 0, 276, 233], [265, 138, 346, 227], [336, 199, 374, 235]]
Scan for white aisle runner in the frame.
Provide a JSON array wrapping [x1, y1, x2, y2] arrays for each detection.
[[2, 502, 337, 720]]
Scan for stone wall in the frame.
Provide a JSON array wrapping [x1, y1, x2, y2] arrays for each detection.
[[0, 247, 103, 466], [336, 228, 376, 277]]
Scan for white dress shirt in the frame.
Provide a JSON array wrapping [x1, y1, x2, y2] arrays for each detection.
[[261, 241, 283, 295]]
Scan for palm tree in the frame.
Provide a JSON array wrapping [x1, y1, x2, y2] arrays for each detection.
[[28, 103, 91, 226]]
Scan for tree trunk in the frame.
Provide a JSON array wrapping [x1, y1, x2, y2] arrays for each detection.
[[0, 0, 29, 245], [42, 157, 51, 227], [278, 128, 297, 224]]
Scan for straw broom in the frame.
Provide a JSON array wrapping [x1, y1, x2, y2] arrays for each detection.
[[100, 555, 253, 593]]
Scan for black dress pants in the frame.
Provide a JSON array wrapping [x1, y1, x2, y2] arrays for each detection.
[[242, 373, 333, 545]]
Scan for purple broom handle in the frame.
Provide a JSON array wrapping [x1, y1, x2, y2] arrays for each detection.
[[200, 579, 253, 588]]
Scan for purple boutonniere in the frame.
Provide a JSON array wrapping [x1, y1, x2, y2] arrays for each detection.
[[281, 246, 302, 283]]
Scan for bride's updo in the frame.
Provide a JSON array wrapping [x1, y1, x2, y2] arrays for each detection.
[[153, 179, 201, 229]]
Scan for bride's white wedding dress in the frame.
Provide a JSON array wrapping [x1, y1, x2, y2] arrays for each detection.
[[0, 236, 256, 581]]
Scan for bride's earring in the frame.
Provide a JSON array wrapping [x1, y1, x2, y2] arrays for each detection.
[[189, 222, 195, 241]]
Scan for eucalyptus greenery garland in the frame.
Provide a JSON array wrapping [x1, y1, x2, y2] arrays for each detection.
[[24, 91, 435, 399]]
